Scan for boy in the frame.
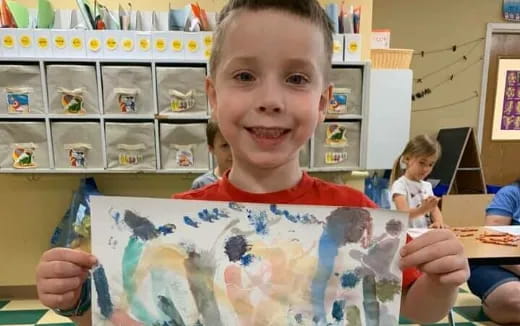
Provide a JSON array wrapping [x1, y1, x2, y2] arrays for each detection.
[[36, 0, 469, 324], [191, 120, 233, 189]]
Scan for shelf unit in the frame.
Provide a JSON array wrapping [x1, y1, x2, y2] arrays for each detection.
[[0, 57, 371, 174]]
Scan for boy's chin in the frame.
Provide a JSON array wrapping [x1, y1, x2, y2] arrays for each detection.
[[244, 153, 298, 170]]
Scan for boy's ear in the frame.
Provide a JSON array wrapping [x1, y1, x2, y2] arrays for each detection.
[[318, 83, 333, 122], [206, 77, 218, 117]]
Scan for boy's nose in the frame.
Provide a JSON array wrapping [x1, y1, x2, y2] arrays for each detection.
[[255, 79, 284, 114]]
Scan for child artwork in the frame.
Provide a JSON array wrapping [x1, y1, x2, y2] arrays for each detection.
[[91, 196, 409, 326]]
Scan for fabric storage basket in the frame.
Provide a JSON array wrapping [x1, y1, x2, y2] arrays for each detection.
[[156, 67, 207, 116], [51, 122, 103, 169], [105, 122, 156, 170], [160, 123, 209, 170], [101, 66, 154, 115], [0, 121, 49, 169], [46, 65, 99, 115], [313, 122, 361, 168], [0, 65, 44, 114], [328, 68, 363, 116]]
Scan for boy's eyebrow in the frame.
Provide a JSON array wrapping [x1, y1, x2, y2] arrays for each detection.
[[224, 56, 319, 71]]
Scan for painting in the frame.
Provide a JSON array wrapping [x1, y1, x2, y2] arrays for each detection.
[[90, 196, 409, 326], [492, 57, 520, 140]]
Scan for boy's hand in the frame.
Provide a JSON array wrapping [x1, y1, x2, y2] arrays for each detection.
[[400, 229, 469, 286], [36, 248, 97, 310]]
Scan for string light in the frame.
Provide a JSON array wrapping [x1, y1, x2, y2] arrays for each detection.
[[413, 37, 485, 56], [412, 91, 479, 112]]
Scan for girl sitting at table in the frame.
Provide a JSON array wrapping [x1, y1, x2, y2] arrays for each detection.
[[467, 178, 520, 324]]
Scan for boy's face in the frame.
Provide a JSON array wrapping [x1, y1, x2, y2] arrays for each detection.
[[207, 9, 332, 169], [210, 131, 233, 172]]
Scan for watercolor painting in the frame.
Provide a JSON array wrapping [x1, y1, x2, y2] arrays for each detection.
[[91, 196, 408, 326]]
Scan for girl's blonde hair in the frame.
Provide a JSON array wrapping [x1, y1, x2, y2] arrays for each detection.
[[390, 134, 441, 185]]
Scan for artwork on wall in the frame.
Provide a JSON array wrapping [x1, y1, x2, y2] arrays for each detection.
[[91, 196, 408, 326], [492, 57, 520, 140]]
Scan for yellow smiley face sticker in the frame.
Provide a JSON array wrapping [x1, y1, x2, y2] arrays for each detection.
[[54, 35, 66, 49], [71, 37, 83, 49], [333, 40, 341, 53], [2, 35, 15, 48], [203, 35, 213, 47], [37, 36, 49, 49], [19, 35, 32, 48], [139, 38, 150, 51], [155, 38, 166, 52], [172, 39, 183, 52], [106, 37, 117, 51], [122, 38, 134, 51], [187, 40, 198, 52], [204, 48, 212, 59], [348, 40, 359, 53], [88, 38, 101, 52]]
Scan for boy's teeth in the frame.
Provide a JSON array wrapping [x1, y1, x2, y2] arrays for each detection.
[[251, 127, 285, 138]]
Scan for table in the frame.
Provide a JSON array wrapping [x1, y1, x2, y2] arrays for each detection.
[[409, 226, 520, 265], [458, 226, 520, 265]]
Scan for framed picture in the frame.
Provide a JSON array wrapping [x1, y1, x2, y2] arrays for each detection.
[[492, 57, 520, 140]]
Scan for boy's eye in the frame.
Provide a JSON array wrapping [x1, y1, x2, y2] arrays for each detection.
[[233, 72, 255, 82], [286, 74, 309, 85]]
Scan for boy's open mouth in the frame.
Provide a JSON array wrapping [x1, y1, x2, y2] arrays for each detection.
[[245, 127, 291, 139]]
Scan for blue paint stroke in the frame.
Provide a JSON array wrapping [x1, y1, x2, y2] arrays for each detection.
[[122, 237, 155, 324], [184, 216, 199, 228], [246, 209, 269, 235], [157, 223, 176, 235], [311, 230, 338, 323], [198, 209, 219, 222], [363, 273, 379, 326], [111, 211, 121, 224], [92, 264, 114, 319], [341, 271, 360, 288], [332, 300, 346, 321], [228, 202, 245, 211], [124, 210, 159, 241], [270, 204, 320, 224], [158, 295, 186, 326], [240, 253, 254, 266]]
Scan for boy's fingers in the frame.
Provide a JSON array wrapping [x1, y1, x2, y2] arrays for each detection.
[[400, 239, 463, 269], [417, 255, 467, 275], [38, 291, 78, 310], [401, 229, 456, 256], [37, 261, 86, 279], [38, 277, 83, 294], [438, 268, 470, 285], [41, 248, 97, 268]]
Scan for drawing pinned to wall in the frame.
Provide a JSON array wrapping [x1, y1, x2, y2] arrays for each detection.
[[12, 143, 37, 168], [91, 196, 408, 326]]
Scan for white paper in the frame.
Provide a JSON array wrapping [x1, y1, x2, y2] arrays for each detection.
[[91, 196, 408, 326]]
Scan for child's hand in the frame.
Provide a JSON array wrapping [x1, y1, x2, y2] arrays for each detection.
[[421, 196, 440, 213], [400, 229, 469, 286], [36, 248, 97, 310], [429, 221, 449, 229]]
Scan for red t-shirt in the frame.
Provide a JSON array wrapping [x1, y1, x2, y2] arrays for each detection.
[[173, 171, 421, 288]]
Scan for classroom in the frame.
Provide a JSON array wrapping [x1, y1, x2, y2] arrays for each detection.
[[0, 0, 519, 325]]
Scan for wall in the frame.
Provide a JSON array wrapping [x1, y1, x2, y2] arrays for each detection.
[[373, 0, 504, 138]]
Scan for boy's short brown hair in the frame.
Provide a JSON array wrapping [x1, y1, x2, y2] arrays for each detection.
[[206, 120, 220, 147], [209, 0, 334, 80]]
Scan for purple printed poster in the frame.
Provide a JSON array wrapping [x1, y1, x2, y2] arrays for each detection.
[[501, 70, 520, 131]]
